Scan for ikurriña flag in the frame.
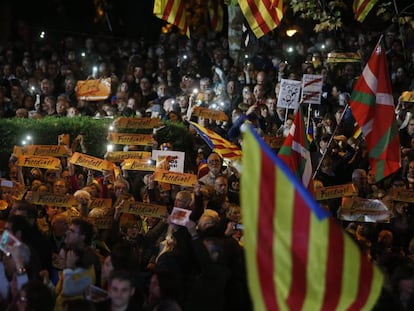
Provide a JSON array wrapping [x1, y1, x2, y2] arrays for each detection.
[[350, 37, 401, 182], [153, 0, 190, 37], [238, 0, 283, 38], [278, 106, 313, 190], [353, 0, 379, 22], [189, 121, 242, 160], [241, 125, 384, 311]]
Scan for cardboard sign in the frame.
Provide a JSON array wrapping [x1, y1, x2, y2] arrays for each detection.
[[301, 74, 322, 105], [17, 155, 61, 170], [105, 151, 152, 163], [263, 135, 284, 149], [314, 184, 357, 201], [108, 133, 153, 146], [70, 152, 115, 172], [152, 150, 185, 173], [89, 217, 113, 229], [277, 79, 301, 110], [76, 78, 111, 101], [327, 52, 361, 63], [29, 192, 78, 208], [192, 107, 228, 121], [338, 197, 390, 223], [113, 117, 163, 129], [120, 201, 168, 218], [392, 189, 414, 203], [401, 91, 414, 103], [20, 145, 70, 157], [90, 198, 112, 210], [121, 159, 156, 171], [154, 169, 197, 187]]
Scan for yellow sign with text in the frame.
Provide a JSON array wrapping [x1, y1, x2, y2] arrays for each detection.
[[315, 184, 357, 201], [70, 152, 115, 172], [89, 216, 113, 229], [105, 151, 152, 163], [90, 198, 112, 209], [22, 145, 70, 157], [154, 169, 197, 187], [17, 155, 61, 170], [113, 117, 163, 129], [192, 107, 228, 121], [122, 159, 156, 171], [120, 201, 168, 218], [108, 133, 153, 146], [29, 192, 78, 208]]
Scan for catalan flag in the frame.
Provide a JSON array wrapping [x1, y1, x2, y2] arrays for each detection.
[[353, 0, 378, 22], [207, 0, 224, 32], [189, 121, 242, 161], [241, 125, 384, 311], [350, 38, 401, 182], [238, 0, 283, 38], [153, 0, 190, 37], [278, 107, 313, 189]]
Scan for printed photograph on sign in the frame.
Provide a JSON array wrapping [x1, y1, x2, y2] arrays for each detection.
[[301, 74, 323, 105], [170, 207, 191, 226], [152, 150, 185, 173], [277, 79, 301, 110]]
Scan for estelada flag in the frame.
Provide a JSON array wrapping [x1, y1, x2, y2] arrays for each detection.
[[153, 0, 190, 37], [238, 0, 283, 38], [241, 125, 383, 311], [350, 38, 401, 182], [189, 121, 242, 161]]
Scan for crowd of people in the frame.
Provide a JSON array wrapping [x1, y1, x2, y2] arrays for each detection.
[[0, 19, 413, 310]]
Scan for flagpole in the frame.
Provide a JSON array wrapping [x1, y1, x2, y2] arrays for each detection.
[[312, 103, 349, 180]]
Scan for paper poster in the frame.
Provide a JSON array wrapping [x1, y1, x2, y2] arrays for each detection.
[[113, 117, 163, 129], [76, 78, 111, 101], [108, 133, 153, 146], [154, 169, 197, 187], [70, 152, 115, 172], [17, 155, 61, 170], [170, 207, 191, 226], [301, 74, 323, 105], [277, 79, 302, 110], [152, 150, 185, 173], [338, 197, 390, 223]]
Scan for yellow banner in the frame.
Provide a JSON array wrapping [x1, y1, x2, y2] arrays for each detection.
[[263, 135, 284, 149], [120, 201, 168, 218], [154, 169, 197, 187], [89, 216, 113, 229], [392, 189, 414, 203], [315, 184, 357, 201], [90, 198, 112, 209], [401, 91, 414, 103], [192, 107, 228, 121], [29, 192, 78, 208], [122, 159, 156, 171], [105, 151, 152, 163], [13, 146, 23, 156], [327, 52, 361, 63], [113, 117, 163, 129], [76, 78, 111, 101], [108, 133, 153, 146], [21, 145, 70, 157], [70, 152, 115, 172], [17, 155, 61, 170]]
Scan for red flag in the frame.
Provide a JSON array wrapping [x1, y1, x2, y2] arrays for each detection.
[[350, 38, 401, 181], [238, 0, 283, 38], [278, 107, 313, 190], [241, 125, 384, 310], [153, 0, 190, 37]]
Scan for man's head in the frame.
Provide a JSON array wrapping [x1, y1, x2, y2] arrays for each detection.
[[108, 270, 136, 309], [206, 153, 222, 176], [214, 175, 228, 195], [174, 190, 192, 210], [65, 217, 95, 247]]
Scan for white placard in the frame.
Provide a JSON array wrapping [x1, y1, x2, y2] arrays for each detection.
[[301, 74, 323, 105], [277, 79, 302, 110], [152, 150, 185, 173]]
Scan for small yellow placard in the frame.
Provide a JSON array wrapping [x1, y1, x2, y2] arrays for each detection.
[[90, 198, 112, 209], [29, 192, 78, 208], [108, 133, 153, 146], [70, 152, 115, 172], [113, 117, 163, 129], [89, 216, 113, 229], [192, 107, 228, 121], [401, 91, 414, 103], [17, 155, 61, 170], [105, 151, 152, 163], [22, 145, 70, 157], [120, 201, 168, 218], [154, 169, 197, 187], [122, 159, 156, 171], [392, 189, 414, 203], [76, 78, 111, 101], [315, 184, 357, 201]]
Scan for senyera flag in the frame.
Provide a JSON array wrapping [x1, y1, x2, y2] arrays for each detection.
[[353, 0, 379, 22], [241, 125, 383, 311], [153, 0, 190, 37], [350, 37, 401, 182], [189, 121, 242, 161]]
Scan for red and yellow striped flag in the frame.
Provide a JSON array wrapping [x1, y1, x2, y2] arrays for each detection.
[[153, 0, 190, 37], [189, 121, 242, 161], [353, 0, 378, 22], [238, 0, 283, 38], [207, 0, 224, 32], [241, 125, 384, 311]]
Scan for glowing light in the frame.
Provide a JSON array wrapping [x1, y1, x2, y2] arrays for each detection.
[[106, 144, 114, 152], [286, 29, 298, 37]]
